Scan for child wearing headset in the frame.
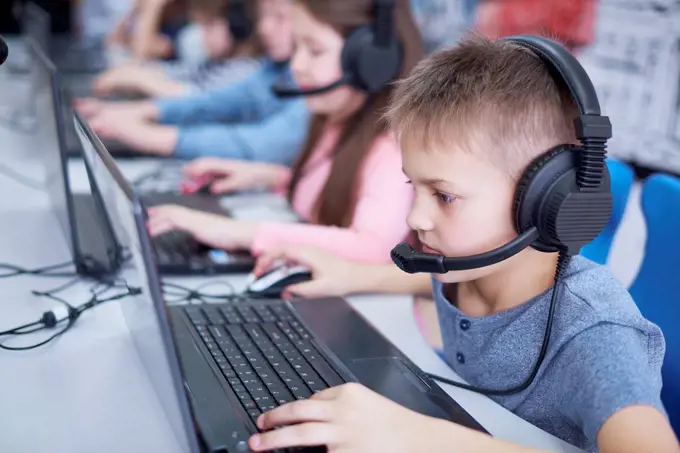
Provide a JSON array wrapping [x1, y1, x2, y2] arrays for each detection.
[[75, 0, 308, 165], [107, 0, 189, 61], [145, 0, 424, 264], [244, 36, 679, 453], [87, 0, 263, 98]]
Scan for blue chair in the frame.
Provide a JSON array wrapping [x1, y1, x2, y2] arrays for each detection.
[[629, 173, 680, 434], [581, 159, 635, 264]]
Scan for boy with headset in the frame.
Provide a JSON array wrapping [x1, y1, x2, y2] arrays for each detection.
[[247, 35, 679, 452]]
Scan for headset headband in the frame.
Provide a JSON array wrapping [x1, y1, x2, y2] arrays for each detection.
[[503, 35, 612, 191]]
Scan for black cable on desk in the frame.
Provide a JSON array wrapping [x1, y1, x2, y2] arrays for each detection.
[[0, 278, 141, 351], [162, 280, 237, 304], [0, 261, 77, 279]]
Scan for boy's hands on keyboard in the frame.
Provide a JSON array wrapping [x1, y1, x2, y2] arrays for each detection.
[[147, 204, 257, 250], [249, 382, 445, 452]]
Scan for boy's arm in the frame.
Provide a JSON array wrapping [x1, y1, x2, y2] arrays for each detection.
[[598, 406, 679, 453], [155, 64, 290, 125]]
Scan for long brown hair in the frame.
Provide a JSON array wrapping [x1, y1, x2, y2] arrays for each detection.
[[287, 0, 423, 227]]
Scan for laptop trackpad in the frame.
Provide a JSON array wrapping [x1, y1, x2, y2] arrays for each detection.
[[347, 357, 453, 420]]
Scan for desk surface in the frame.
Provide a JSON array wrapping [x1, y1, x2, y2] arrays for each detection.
[[0, 73, 581, 453]]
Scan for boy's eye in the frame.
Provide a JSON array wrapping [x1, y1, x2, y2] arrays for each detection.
[[435, 191, 455, 205]]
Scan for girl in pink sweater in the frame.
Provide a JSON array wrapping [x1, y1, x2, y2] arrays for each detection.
[[147, 0, 424, 264]]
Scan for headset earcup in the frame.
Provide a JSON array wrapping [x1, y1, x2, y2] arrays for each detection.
[[227, 2, 252, 41], [513, 146, 580, 252], [341, 26, 403, 93]]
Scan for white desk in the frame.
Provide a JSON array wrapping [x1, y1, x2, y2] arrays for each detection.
[[0, 72, 581, 453]]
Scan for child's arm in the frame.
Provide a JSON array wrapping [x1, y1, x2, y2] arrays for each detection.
[[154, 63, 294, 125], [250, 136, 413, 263], [248, 382, 550, 453], [252, 244, 433, 297], [170, 101, 310, 164], [597, 406, 679, 453], [87, 114, 177, 156], [130, 0, 174, 59]]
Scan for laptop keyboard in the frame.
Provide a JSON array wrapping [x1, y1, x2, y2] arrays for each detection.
[[185, 303, 345, 425], [153, 230, 201, 265]]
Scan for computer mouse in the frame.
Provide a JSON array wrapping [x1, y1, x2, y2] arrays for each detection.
[[195, 181, 213, 195], [245, 264, 312, 298], [180, 178, 214, 195]]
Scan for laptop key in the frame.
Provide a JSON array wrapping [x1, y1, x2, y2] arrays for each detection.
[[308, 359, 344, 387], [288, 384, 312, 400], [248, 409, 262, 422], [269, 305, 294, 321], [243, 401, 258, 411], [185, 308, 208, 325], [208, 325, 228, 340], [237, 306, 260, 324], [268, 386, 294, 404]]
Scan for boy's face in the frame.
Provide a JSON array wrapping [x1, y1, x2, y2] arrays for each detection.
[[401, 139, 519, 283]]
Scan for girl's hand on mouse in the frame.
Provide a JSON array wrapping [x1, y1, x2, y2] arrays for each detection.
[[253, 244, 373, 298], [183, 158, 290, 194], [147, 205, 257, 250], [250, 383, 453, 453]]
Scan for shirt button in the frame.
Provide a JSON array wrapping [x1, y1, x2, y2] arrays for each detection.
[[459, 319, 471, 331], [456, 352, 465, 364]]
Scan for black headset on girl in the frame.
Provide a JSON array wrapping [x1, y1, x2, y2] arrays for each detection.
[[392, 35, 614, 273], [273, 0, 403, 97], [227, 0, 254, 42]]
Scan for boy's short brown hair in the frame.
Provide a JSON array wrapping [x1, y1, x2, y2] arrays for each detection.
[[387, 34, 579, 180]]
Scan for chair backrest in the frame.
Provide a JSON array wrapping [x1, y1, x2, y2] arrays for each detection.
[[581, 159, 635, 264], [629, 173, 680, 434]]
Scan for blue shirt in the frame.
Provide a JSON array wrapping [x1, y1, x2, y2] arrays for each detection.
[[433, 256, 666, 451], [155, 60, 310, 164]]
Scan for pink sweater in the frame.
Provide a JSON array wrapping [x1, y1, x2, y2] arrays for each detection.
[[250, 125, 413, 263]]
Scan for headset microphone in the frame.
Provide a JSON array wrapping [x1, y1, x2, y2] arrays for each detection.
[[272, 0, 403, 99], [391, 227, 540, 274], [272, 75, 352, 98], [0, 35, 8, 66]]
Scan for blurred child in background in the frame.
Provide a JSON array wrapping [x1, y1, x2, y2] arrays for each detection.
[[76, 0, 308, 164]]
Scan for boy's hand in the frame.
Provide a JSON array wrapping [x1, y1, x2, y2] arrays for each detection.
[[250, 383, 438, 452], [253, 244, 370, 298]]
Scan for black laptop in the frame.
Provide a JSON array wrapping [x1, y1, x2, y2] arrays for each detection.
[[104, 160, 487, 452], [33, 40, 120, 278], [73, 110, 255, 275]]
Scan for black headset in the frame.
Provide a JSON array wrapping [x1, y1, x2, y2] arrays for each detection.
[[227, 0, 253, 42], [273, 0, 404, 97], [0, 35, 8, 66], [392, 35, 613, 274]]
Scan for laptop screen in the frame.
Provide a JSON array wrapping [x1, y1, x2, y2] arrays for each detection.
[[73, 112, 201, 453], [31, 39, 77, 259]]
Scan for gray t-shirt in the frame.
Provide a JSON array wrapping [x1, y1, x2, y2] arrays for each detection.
[[433, 256, 666, 452]]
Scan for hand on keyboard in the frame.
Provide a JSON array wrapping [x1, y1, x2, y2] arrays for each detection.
[[147, 204, 256, 250], [249, 382, 442, 453]]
